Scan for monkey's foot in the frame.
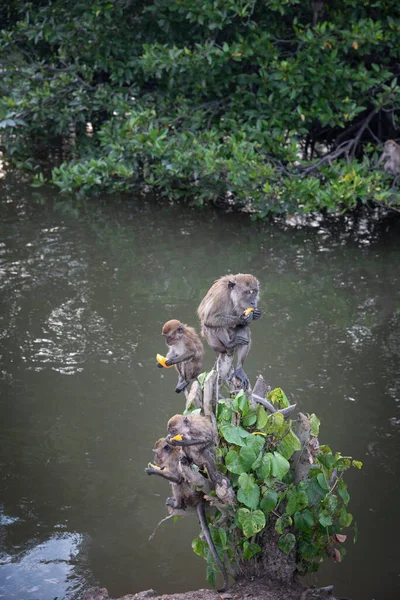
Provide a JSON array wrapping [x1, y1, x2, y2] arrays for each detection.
[[175, 378, 189, 394], [230, 367, 249, 391], [166, 497, 185, 510]]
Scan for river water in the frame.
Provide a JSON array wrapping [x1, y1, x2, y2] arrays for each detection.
[[0, 174, 399, 600]]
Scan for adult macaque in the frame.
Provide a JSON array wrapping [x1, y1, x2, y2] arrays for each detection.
[[377, 140, 400, 175], [157, 320, 204, 394], [146, 437, 229, 591], [197, 274, 261, 390], [166, 413, 218, 480], [312, 0, 325, 26]]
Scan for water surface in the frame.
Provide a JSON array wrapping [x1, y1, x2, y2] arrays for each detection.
[[0, 176, 399, 599]]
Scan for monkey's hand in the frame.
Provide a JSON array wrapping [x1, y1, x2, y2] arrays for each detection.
[[166, 497, 184, 510], [239, 312, 254, 325], [252, 308, 261, 320], [236, 335, 249, 346], [179, 455, 193, 466], [156, 363, 164, 368]]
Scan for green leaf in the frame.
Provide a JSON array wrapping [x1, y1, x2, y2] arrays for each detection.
[[245, 434, 265, 455], [352, 460, 363, 469], [206, 564, 216, 587], [275, 514, 292, 534], [237, 508, 266, 538], [271, 452, 290, 479], [239, 446, 258, 471], [260, 490, 277, 513], [242, 413, 257, 427], [256, 406, 269, 429], [268, 387, 290, 408], [237, 390, 249, 414], [220, 425, 250, 446], [237, 473, 260, 509], [339, 508, 353, 527], [338, 486, 350, 505], [192, 537, 206, 557], [225, 449, 245, 474], [242, 541, 262, 559], [309, 414, 320, 436], [278, 429, 301, 460], [257, 454, 272, 480], [278, 533, 296, 554], [317, 453, 335, 469], [294, 509, 315, 532], [317, 473, 329, 491], [299, 540, 319, 559], [319, 513, 333, 528]]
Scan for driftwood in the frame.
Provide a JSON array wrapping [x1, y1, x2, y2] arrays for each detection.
[[291, 412, 320, 486], [203, 370, 218, 430], [185, 380, 202, 411]]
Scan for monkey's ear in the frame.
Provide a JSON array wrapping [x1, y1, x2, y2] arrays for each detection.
[[183, 417, 190, 425], [228, 280, 236, 289], [177, 325, 183, 333]]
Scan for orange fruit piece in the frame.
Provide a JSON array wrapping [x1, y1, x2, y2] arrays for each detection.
[[244, 307, 255, 316], [156, 354, 174, 368]]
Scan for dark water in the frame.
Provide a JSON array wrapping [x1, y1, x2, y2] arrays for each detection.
[[0, 175, 399, 600]]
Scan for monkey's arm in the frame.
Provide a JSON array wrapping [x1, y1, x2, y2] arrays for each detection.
[[165, 350, 195, 366], [167, 437, 207, 447], [204, 311, 243, 328], [145, 467, 182, 484]]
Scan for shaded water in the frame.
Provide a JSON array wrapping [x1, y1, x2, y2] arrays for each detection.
[[0, 175, 399, 600]]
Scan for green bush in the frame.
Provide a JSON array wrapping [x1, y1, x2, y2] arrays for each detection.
[[1, 1, 400, 214], [189, 386, 360, 586]]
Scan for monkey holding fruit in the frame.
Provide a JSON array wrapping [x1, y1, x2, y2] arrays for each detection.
[[145, 437, 229, 591], [156, 320, 204, 394], [197, 273, 261, 390]]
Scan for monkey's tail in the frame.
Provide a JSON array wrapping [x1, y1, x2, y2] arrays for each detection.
[[196, 501, 229, 592]]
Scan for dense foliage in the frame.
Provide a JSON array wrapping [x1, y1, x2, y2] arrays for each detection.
[[1, 0, 400, 215], [190, 385, 361, 587]]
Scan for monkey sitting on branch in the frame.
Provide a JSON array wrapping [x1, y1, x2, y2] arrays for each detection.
[[197, 273, 261, 391], [156, 319, 204, 394], [166, 413, 236, 505], [377, 139, 400, 176], [145, 437, 230, 592]]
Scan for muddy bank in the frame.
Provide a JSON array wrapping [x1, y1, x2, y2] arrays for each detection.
[[83, 579, 345, 600]]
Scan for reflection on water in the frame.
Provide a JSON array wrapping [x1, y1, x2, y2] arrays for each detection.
[[0, 174, 400, 600], [0, 531, 89, 599]]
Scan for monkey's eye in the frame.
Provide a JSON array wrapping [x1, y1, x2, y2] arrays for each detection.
[[245, 290, 251, 294], [163, 445, 171, 451]]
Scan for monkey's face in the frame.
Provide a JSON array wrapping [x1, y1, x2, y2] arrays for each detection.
[[384, 140, 398, 157], [162, 320, 184, 345], [167, 415, 189, 438], [153, 439, 174, 468], [232, 282, 259, 312]]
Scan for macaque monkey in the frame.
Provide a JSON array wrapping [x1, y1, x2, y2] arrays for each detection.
[[197, 274, 261, 390], [145, 437, 229, 591], [166, 413, 223, 485], [377, 140, 400, 175], [312, 0, 325, 26], [157, 320, 204, 394]]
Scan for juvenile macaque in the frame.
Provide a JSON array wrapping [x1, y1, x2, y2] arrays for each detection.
[[157, 320, 204, 394], [377, 140, 400, 175], [197, 274, 261, 390], [146, 437, 229, 591], [146, 438, 193, 509]]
